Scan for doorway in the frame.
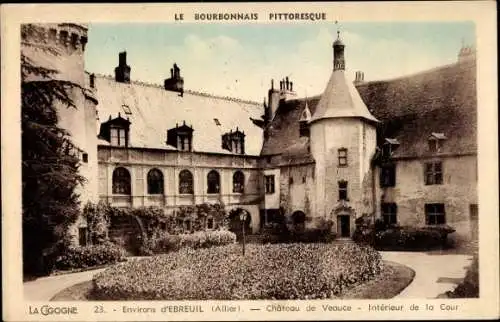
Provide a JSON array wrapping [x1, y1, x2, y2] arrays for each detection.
[[337, 215, 350, 238]]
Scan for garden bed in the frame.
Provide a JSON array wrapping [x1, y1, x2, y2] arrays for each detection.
[[51, 259, 414, 301], [90, 243, 382, 300]]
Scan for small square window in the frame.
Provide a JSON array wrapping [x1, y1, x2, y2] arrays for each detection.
[[425, 162, 443, 185], [338, 148, 348, 167], [381, 203, 398, 225], [425, 203, 446, 225], [338, 180, 348, 201], [82, 153, 88, 163], [265, 175, 275, 194]]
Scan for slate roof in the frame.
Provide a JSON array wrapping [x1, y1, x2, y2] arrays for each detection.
[[310, 69, 378, 124], [261, 58, 477, 160], [89, 74, 264, 155], [357, 58, 477, 158]]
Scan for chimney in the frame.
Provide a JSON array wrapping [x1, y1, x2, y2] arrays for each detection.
[[114, 51, 131, 83], [164, 63, 184, 94], [353, 71, 364, 86], [119, 52, 126, 65], [267, 78, 280, 122]]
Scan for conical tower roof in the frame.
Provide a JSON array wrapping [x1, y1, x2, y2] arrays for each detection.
[[310, 32, 378, 124]]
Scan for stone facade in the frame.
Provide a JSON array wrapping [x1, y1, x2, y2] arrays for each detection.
[[23, 24, 478, 247]]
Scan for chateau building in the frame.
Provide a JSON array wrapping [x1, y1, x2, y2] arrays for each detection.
[[21, 24, 478, 247]]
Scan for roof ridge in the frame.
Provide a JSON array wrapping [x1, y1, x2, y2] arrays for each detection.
[[356, 60, 475, 86], [86, 71, 261, 106]]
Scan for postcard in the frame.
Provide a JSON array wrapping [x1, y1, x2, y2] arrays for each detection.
[[1, 1, 498, 321]]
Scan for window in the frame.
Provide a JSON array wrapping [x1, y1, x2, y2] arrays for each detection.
[[265, 175, 275, 194], [380, 164, 396, 187], [112, 167, 131, 195], [425, 162, 443, 185], [425, 203, 446, 225], [302, 176, 306, 183], [207, 217, 214, 229], [338, 148, 348, 167], [428, 133, 446, 152], [82, 153, 88, 163], [177, 135, 192, 152], [207, 170, 220, 194], [70, 33, 78, 48], [110, 127, 127, 147], [429, 139, 440, 152], [381, 203, 398, 225], [233, 171, 245, 193], [338, 180, 348, 201], [122, 104, 132, 115], [78, 227, 88, 246], [147, 168, 164, 194], [221, 130, 245, 154], [179, 170, 194, 194], [49, 29, 57, 41], [59, 30, 68, 45], [289, 176, 294, 185]]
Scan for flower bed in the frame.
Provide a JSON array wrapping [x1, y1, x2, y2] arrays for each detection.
[[92, 243, 382, 300], [54, 242, 126, 271]]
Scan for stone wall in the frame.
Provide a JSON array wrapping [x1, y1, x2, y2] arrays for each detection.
[[375, 154, 478, 245]]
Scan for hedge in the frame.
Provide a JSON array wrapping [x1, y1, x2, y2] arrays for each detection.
[[353, 220, 456, 251], [140, 230, 237, 255], [54, 242, 126, 271], [92, 243, 382, 300]]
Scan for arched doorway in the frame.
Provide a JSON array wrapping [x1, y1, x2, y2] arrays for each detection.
[[108, 215, 144, 256], [291, 210, 306, 233], [228, 208, 252, 240]]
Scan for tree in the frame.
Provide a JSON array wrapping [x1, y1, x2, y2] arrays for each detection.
[[21, 24, 85, 275]]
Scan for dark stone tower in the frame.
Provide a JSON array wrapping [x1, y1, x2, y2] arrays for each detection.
[[115, 51, 131, 83], [333, 31, 345, 71]]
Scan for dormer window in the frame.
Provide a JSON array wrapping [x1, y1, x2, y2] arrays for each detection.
[[222, 128, 245, 155], [98, 113, 131, 147], [428, 133, 447, 153], [110, 127, 127, 146], [167, 121, 193, 152], [299, 101, 311, 137], [382, 138, 400, 157]]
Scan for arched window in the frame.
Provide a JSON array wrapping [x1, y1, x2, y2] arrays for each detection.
[[233, 171, 245, 193], [179, 170, 194, 194], [147, 168, 164, 194], [207, 170, 220, 194], [112, 167, 131, 195]]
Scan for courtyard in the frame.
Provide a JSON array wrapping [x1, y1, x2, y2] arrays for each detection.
[[24, 247, 473, 301]]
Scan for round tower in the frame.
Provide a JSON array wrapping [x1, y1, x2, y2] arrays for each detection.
[[309, 31, 378, 237], [21, 23, 99, 204]]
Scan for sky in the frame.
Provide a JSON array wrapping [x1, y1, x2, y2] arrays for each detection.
[[85, 22, 475, 102]]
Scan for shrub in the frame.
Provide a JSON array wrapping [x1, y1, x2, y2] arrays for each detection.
[[353, 217, 456, 251], [142, 230, 237, 254], [92, 243, 382, 300], [447, 255, 479, 298], [373, 225, 455, 250], [54, 242, 126, 271]]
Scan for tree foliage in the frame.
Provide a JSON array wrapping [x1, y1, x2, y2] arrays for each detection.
[[21, 24, 85, 275]]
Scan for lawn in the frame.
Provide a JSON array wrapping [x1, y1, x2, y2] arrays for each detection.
[[50, 243, 414, 301]]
